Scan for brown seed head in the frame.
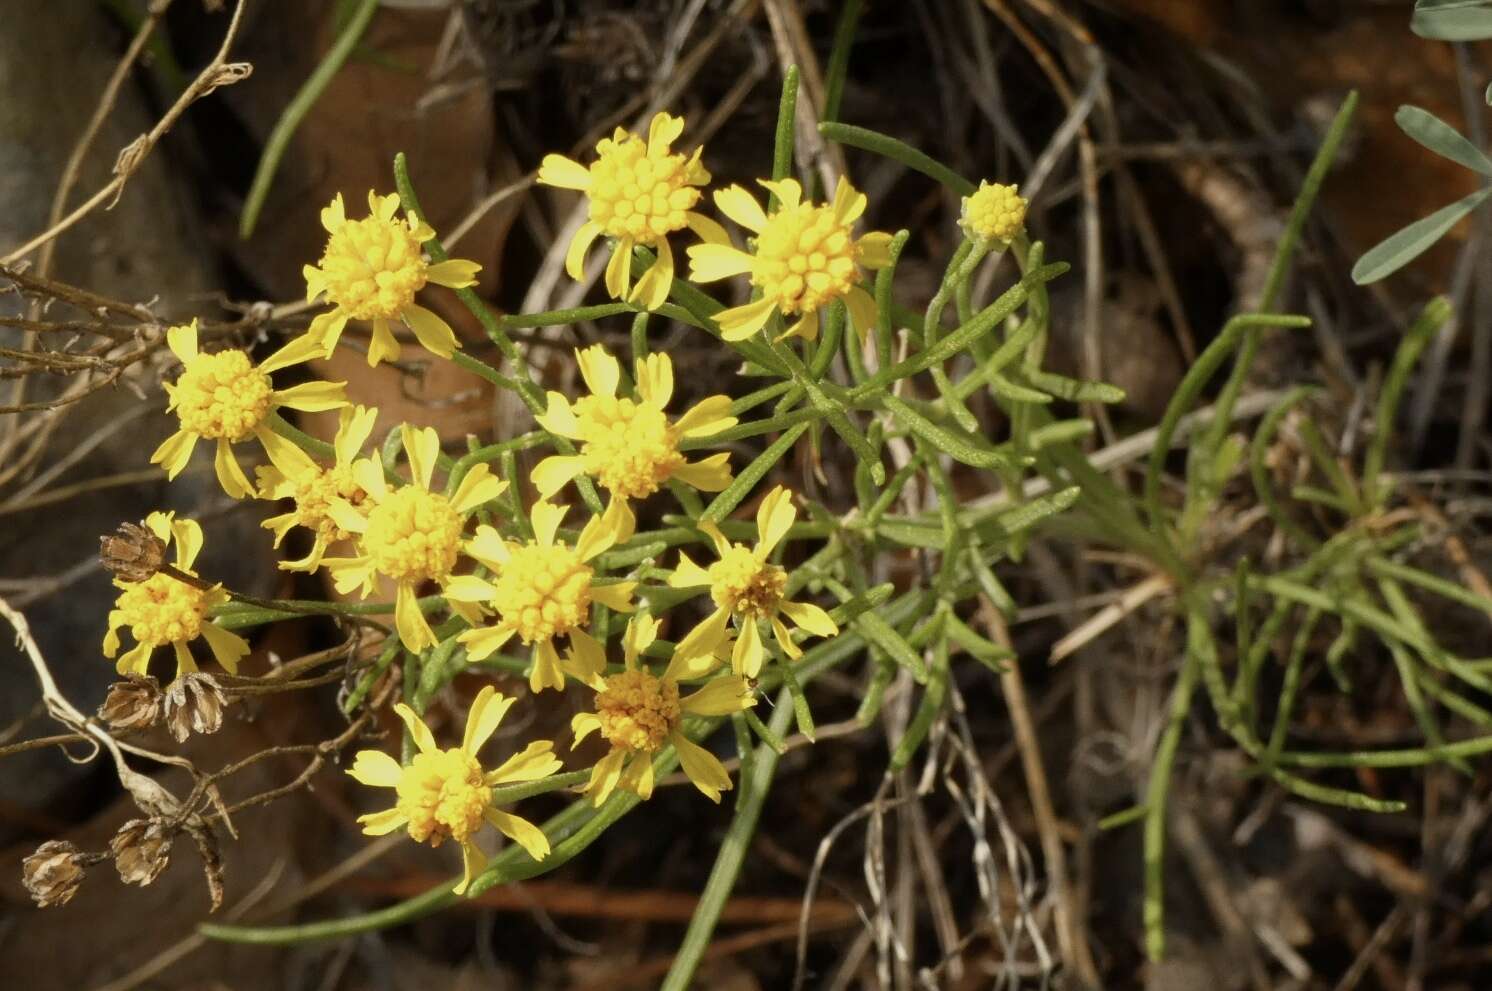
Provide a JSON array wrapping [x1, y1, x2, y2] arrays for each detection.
[[22, 840, 87, 908], [98, 676, 162, 732], [100, 521, 167, 583], [163, 672, 226, 742], [110, 819, 173, 887]]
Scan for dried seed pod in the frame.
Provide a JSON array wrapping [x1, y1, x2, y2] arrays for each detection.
[[100, 521, 167, 583], [98, 676, 162, 732], [22, 840, 87, 908], [110, 819, 173, 887], [162, 673, 226, 743]]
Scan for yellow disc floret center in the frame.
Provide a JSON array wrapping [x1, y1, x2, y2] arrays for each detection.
[[961, 182, 1027, 242], [586, 135, 700, 245], [116, 573, 209, 646], [291, 464, 364, 543], [394, 747, 490, 846], [363, 487, 462, 584], [573, 395, 683, 499], [709, 546, 787, 618], [172, 351, 274, 442], [751, 203, 860, 316], [596, 669, 681, 753], [493, 543, 593, 643], [316, 214, 428, 320]]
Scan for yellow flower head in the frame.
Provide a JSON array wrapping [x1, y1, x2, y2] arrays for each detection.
[[688, 178, 894, 343], [570, 614, 754, 805], [537, 112, 726, 311], [960, 180, 1027, 243], [257, 405, 378, 572], [668, 486, 839, 678], [103, 512, 250, 681], [450, 499, 637, 694], [303, 191, 482, 366], [151, 320, 346, 499], [349, 686, 561, 894], [533, 345, 736, 508], [323, 425, 508, 652]]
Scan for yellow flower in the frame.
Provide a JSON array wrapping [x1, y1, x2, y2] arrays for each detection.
[[966, 178, 1026, 241], [533, 345, 735, 514], [960, 180, 1027, 243], [448, 499, 637, 694], [256, 405, 377, 573], [151, 320, 346, 499], [348, 686, 560, 894], [537, 112, 727, 311], [687, 177, 894, 343], [303, 191, 481, 366], [668, 486, 838, 678], [570, 614, 754, 805], [323, 425, 508, 652], [103, 512, 249, 680]]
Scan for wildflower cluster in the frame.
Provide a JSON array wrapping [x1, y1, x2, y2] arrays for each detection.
[[74, 100, 1047, 919]]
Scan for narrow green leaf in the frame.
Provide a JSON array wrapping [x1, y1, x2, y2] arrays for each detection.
[[1395, 105, 1492, 176], [819, 122, 977, 196], [1352, 186, 1492, 284], [1025, 369, 1127, 404], [854, 609, 929, 681], [700, 422, 810, 524], [883, 394, 1022, 470]]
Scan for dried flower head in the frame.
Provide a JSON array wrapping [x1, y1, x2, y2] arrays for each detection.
[[98, 676, 162, 732], [110, 819, 173, 887], [162, 672, 227, 742], [22, 840, 88, 908], [100, 521, 167, 583]]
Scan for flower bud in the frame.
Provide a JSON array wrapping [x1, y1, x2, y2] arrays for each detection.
[[100, 521, 167, 583], [98, 676, 162, 732], [163, 672, 226, 742], [22, 840, 87, 908], [110, 819, 173, 887]]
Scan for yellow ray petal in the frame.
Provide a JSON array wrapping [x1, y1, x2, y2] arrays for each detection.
[[831, 178, 868, 224], [537, 153, 592, 191], [394, 583, 437, 652], [712, 184, 767, 232], [401, 303, 460, 359], [487, 740, 562, 785], [858, 231, 895, 269], [590, 580, 636, 612], [634, 352, 675, 409], [672, 453, 733, 492], [779, 598, 839, 637], [686, 243, 754, 283], [564, 221, 604, 280], [674, 606, 731, 663], [630, 236, 674, 311], [534, 391, 581, 438], [646, 111, 685, 155], [755, 484, 796, 557], [214, 438, 254, 499], [715, 296, 776, 342], [273, 380, 348, 412], [458, 623, 515, 661], [451, 463, 507, 515], [348, 749, 403, 788], [426, 258, 481, 288], [605, 236, 633, 301], [529, 641, 566, 693], [530, 500, 567, 548], [686, 211, 730, 246], [531, 455, 584, 500], [454, 840, 487, 896], [732, 617, 764, 677], [151, 430, 197, 479], [674, 395, 735, 437], [485, 809, 551, 861], [671, 731, 732, 802], [462, 685, 513, 756], [403, 424, 441, 491], [576, 344, 621, 399], [367, 318, 402, 366], [357, 807, 408, 837], [843, 286, 877, 342], [201, 622, 249, 676], [392, 701, 439, 755], [335, 405, 379, 465], [166, 320, 199, 362]]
